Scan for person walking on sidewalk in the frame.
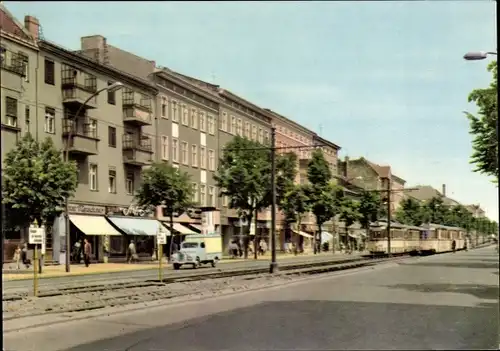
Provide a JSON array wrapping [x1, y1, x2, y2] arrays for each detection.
[[21, 243, 30, 268], [127, 241, 138, 263], [83, 238, 92, 267], [13, 245, 21, 270]]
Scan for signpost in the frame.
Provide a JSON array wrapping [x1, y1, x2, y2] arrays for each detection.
[[157, 233, 166, 282], [29, 220, 45, 297]]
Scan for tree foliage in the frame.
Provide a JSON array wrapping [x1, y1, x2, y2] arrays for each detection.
[[338, 197, 361, 229], [2, 134, 78, 228], [281, 184, 311, 224], [135, 162, 194, 215], [465, 60, 498, 181], [358, 191, 383, 230], [394, 197, 427, 226]]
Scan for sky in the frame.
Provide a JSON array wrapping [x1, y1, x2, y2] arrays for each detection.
[[6, 1, 498, 220]]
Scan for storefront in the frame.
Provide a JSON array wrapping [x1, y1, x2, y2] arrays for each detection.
[[106, 214, 169, 259]]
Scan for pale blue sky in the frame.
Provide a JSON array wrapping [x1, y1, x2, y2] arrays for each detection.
[[7, 1, 498, 220]]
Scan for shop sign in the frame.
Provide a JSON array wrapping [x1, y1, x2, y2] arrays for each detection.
[[68, 203, 106, 215], [106, 204, 153, 217]]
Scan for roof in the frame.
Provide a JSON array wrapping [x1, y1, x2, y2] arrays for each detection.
[[265, 108, 317, 137], [313, 134, 341, 151], [0, 4, 34, 41], [407, 185, 460, 206], [348, 157, 406, 183]]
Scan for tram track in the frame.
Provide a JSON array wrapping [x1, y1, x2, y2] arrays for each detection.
[[3, 254, 410, 321]]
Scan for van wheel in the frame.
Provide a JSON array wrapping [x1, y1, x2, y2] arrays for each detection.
[[193, 258, 200, 269], [211, 259, 217, 268], [173, 263, 181, 270]]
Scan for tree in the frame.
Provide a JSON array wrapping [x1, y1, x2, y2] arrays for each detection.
[[215, 136, 270, 259], [358, 191, 383, 237], [338, 197, 361, 248], [2, 134, 78, 231], [395, 197, 426, 226], [306, 149, 338, 254], [280, 184, 311, 255], [464, 60, 498, 181], [135, 162, 194, 258], [423, 196, 448, 224]]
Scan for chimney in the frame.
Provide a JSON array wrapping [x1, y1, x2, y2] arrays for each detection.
[[442, 184, 446, 197], [24, 15, 39, 40]]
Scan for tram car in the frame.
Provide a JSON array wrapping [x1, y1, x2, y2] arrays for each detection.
[[418, 223, 466, 255], [366, 221, 424, 256]]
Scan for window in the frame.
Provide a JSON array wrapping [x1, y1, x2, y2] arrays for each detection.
[[207, 115, 215, 135], [172, 138, 179, 163], [200, 184, 206, 206], [200, 146, 206, 169], [191, 144, 198, 167], [190, 108, 197, 128], [44, 107, 55, 134], [161, 97, 168, 118], [126, 172, 134, 195], [87, 118, 97, 138], [236, 119, 242, 136], [108, 126, 116, 147], [108, 169, 116, 193], [4, 97, 17, 127], [89, 164, 98, 191], [25, 106, 30, 125], [222, 195, 228, 207], [107, 81, 116, 105], [199, 111, 206, 132], [220, 112, 227, 131], [171, 100, 179, 122], [251, 125, 257, 140], [182, 105, 189, 125], [192, 183, 199, 203], [208, 149, 215, 171], [231, 116, 237, 134], [44, 59, 55, 85], [181, 141, 188, 165], [264, 131, 269, 144], [161, 135, 169, 160], [244, 122, 250, 138], [17, 52, 29, 81], [208, 186, 216, 207], [258, 128, 264, 143]]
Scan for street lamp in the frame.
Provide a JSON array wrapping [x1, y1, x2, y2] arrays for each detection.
[[64, 82, 124, 273], [463, 51, 497, 60]]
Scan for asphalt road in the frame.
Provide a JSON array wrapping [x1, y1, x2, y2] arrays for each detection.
[[2, 253, 362, 294], [3, 247, 498, 351]]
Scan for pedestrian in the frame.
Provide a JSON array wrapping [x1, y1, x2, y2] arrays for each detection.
[[127, 240, 137, 263], [21, 243, 30, 268], [451, 239, 456, 253], [259, 239, 267, 256], [13, 245, 21, 270], [229, 241, 238, 258], [83, 238, 91, 267]]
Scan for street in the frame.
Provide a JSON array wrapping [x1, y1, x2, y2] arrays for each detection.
[[3, 246, 498, 351]]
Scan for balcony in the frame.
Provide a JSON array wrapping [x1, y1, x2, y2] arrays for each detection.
[[62, 119, 99, 156], [122, 135, 153, 166], [122, 89, 152, 126], [61, 66, 98, 109]]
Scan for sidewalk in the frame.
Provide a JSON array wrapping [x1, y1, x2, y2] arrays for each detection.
[[2, 251, 354, 281]]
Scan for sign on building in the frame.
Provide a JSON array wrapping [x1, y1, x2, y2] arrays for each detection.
[[157, 233, 167, 245]]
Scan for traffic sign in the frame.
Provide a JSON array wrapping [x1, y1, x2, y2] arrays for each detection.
[[29, 227, 45, 245], [157, 233, 167, 245]]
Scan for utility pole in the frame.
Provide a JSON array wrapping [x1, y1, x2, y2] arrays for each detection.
[[386, 177, 392, 257], [270, 127, 278, 274]]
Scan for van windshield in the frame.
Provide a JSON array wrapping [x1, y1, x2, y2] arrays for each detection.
[[182, 242, 198, 249]]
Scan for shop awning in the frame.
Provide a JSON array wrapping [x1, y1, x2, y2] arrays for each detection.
[[292, 230, 313, 238], [70, 215, 121, 236], [167, 222, 197, 235], [321, 231, 334, 243], [107, 217, 170, 236]]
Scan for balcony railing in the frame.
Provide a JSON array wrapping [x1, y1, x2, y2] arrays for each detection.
[[0, 49, 27, 77], [122, 134, 152, 151], [62, 118, 98, 139]]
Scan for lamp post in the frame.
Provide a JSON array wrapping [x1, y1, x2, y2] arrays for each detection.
[[463, 49, 499, 252], [64, 82, 124, 273], [269, 127, 278, 274]]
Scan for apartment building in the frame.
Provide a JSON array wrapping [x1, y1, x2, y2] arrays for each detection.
[[339, 157, 407, 213], [1, 9, 169, 263]]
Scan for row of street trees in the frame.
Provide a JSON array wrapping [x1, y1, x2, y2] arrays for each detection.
[[394, 196, 498, 236]]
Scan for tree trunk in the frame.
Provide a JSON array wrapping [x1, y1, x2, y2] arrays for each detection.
[[253, 211, 258, 260], [317, 223, 322, 254], [295, 217, 300, 256], [168, 212, 175, 261], [313, 217, 318, 255], [244, 213, 252, 259]]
